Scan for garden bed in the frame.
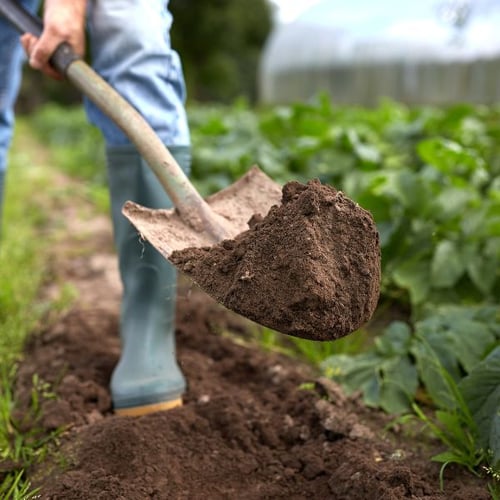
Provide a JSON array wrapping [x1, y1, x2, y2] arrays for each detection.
[[11, 207, 489, 499]]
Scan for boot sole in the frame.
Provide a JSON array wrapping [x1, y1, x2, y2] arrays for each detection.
[[114, 397, 183, 416]]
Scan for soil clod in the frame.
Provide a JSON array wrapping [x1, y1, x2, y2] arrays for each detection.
[[171, 179, 381, 341]]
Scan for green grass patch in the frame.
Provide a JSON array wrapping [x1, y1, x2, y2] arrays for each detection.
[[0, 123, 52, 363], [0, 119, 77, 499]]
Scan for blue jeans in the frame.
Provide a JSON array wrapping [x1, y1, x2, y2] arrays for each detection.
[[85, 0, 190, 147], [0, 0, 190, 175], [0, 0, 39, 174]]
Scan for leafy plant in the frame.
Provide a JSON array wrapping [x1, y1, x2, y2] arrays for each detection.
[[0, 370, 61, 500], [459, 347, 500, 471], [188, 96, 500, 312], [410, 342, 489, 484], [322, 307, 500, 476], [322, 322, 418, 414]]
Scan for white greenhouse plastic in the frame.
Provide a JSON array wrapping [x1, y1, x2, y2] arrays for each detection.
[[259, 0, 500, 105]]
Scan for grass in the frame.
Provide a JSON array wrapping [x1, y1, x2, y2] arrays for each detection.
[[0, 117, 96, 499], [0, 147, 49, 361]]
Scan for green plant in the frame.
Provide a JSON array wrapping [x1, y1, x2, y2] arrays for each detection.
[[410, 344, 500, 488], [322, 309, 500, 478], [0, 127, 51, 366], [459, 347, 500, 473], [410, 340, 487, 482], [250, 325, 368, 366], [0, 470, 40, 500], [322, 321, 418, 414], [412, 402, 484, 488], [189, 96, 500, 312], [0, 370, 62, 500], [289, 329, 368, 365], [486, 467, 500, 499]]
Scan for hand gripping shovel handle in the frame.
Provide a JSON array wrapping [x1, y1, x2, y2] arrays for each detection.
[[0, 0, 229, 240], [0, 0, 79, 72]]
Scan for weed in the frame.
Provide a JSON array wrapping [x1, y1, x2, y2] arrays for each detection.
[[410, 341, 490, 488]]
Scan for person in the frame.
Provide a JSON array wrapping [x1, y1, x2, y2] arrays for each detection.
[[0, 0, 190, 416]]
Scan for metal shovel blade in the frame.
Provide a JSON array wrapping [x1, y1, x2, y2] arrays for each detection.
[[122, 166, 282, 260], [123, 168, 382, 343]]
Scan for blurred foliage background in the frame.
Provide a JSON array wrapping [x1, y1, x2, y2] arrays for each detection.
[[169, 0, 272, 103]]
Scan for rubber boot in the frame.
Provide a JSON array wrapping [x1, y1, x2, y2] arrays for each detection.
[[106, 144, 190, 416]]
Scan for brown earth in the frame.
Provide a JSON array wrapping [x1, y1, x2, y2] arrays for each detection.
[[171, 179, 381, 341], [8, 189, 490, 499]]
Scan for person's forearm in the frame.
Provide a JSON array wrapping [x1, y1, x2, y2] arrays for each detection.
[[21, 0, 87, 79]]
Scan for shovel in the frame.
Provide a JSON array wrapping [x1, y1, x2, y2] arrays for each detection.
[[1, 0, 381, 341]]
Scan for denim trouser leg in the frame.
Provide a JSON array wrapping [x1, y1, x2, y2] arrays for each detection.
[[85, 0, 190, 147], [0, 0, 40, 227]]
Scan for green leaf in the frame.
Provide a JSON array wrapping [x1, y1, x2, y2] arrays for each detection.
[[411, 340, 457, 410], [459, 347, 500, 464], [362, 375, 382, 408], [467, 254, 497, 295], [418, 138, 484, 175], [451, 321, 496, 373], [321, 353, 380, 393], [435, 410, 476, 451], [392, 259, 431, 304], [431, 240, 465, 288], [436, 187, 477, 221], [415, 309, 496, 377], [489, 416, 500, 467], [323, 322, 417, 413], [374, 321, 412, 356], [378, 356, 418, 414], [431, 450, 475, 468]]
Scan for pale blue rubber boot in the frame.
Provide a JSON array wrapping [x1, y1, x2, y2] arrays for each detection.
[[106, 144, 190, 416]]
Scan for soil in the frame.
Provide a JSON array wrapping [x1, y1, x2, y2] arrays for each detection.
[[7, 187, 490, 499], [171, 180, 381, 341]]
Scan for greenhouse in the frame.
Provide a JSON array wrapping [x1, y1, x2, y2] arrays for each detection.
[[260, 0, 500, 105]]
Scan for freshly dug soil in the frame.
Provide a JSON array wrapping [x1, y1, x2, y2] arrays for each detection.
[[7, 201, 490, 500], [171, 180, 381, 341]]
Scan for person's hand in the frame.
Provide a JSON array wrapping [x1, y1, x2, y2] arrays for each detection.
[[20, 0, 87, 79]]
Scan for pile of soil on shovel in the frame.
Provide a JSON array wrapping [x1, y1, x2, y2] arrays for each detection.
[[8, 200, 490, 500], [171, 180, 381, 341]]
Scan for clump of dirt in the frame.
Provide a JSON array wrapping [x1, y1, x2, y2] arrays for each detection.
[[7, 194, 489, 500], [171, 180, 381, 341]]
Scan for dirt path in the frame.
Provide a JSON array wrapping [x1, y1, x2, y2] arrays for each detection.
[[10, 173, 490, 499]]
